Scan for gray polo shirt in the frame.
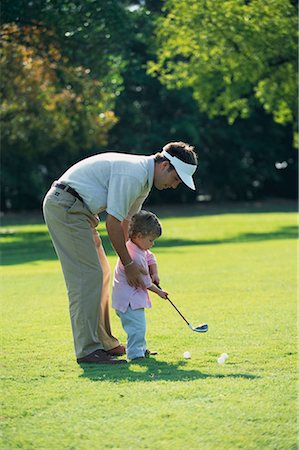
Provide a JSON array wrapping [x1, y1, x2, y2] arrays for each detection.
[[59, 152, 155, 221]]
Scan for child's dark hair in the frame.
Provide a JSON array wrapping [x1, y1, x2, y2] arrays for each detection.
[[129, 210, 162, 239]]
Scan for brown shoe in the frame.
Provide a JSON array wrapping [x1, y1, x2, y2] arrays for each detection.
[[106, 345, 126, 356], [77, 349, 127, 365]]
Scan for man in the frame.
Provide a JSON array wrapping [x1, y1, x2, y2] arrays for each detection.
[[43, 141, 198, 364]]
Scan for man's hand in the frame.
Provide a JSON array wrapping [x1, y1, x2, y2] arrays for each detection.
[[124, 261, 147, 289]]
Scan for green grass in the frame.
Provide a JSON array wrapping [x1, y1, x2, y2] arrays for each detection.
[[1, 202, 297, 449]]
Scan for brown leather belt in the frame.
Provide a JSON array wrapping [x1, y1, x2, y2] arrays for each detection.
[[52, 182, 83, 202]]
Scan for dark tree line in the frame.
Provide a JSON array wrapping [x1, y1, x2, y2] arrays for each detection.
[[1, 0, 297, 211]]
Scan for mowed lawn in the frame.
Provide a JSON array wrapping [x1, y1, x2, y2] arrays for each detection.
[[1, 202, 297, 449]]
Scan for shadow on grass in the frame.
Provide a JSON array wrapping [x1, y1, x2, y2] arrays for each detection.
[[149, 200, 297, 218], [0, 230, 57, 265], [79, 358, 259, 383], [0, 224, 297, 265], [157, 225, 297, 249], [0, 200, 296, 227]]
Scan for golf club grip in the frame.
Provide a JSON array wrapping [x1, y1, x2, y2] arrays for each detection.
[[156, 284, 190, 326]]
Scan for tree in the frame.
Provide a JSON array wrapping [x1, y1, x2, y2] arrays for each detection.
[[1, 0, 296, 210], [0, 0, 130, 210], [105, 1, 296, 203], [1, 0, 130, 80], [108, 0, 296, 202], [149, 0, 297, 131]]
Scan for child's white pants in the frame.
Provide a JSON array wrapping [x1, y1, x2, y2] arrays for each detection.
[[116, 306, 146, 359]]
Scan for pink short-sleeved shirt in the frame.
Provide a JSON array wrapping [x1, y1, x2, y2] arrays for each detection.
[[112, 240, 156, 313]]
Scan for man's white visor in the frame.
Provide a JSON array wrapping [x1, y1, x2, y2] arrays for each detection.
[[162, 150, 197, 190]]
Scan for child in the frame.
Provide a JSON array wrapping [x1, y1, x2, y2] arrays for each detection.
[[112, 210, 168, 360]]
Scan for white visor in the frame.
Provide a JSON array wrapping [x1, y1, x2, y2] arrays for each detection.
[[162, 150, 197, 190]]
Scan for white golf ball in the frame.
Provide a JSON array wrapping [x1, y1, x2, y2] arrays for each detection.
[[217, 353, 229, 364], [183, 351, 191, 359]]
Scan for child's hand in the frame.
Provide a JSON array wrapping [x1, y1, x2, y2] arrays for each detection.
[[158, 289, 168, 300], [151, 273, 160, 285]]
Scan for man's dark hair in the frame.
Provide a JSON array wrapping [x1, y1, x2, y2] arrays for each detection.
[[154, 141, 198, 167]]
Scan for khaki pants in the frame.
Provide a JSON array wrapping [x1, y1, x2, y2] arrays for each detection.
[[43, 185, 119, 359]]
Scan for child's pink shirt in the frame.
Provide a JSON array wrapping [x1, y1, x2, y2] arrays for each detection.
[[112, 240, 156, 313]]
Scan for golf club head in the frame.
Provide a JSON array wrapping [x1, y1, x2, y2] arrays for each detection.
[[189, 323, 208, 333]]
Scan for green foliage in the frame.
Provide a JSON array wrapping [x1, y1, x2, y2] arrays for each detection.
[[149, 0, 298, 127], [0, 1, 128, 210], [0, 0, 296, 210], [1, 0, 129, 79], [196, 110, 296, 201], [107, 4, 296, 202], [1, 206, 297, 448]]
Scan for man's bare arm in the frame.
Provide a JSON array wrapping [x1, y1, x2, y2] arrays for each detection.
[[106, 214, 146, 288], [121, 219, 130, 242]]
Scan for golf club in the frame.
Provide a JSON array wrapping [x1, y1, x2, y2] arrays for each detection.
[[156, 284, 208, 333]]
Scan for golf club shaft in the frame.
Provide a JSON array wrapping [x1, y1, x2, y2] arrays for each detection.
[[156, 284, 190, 326]]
